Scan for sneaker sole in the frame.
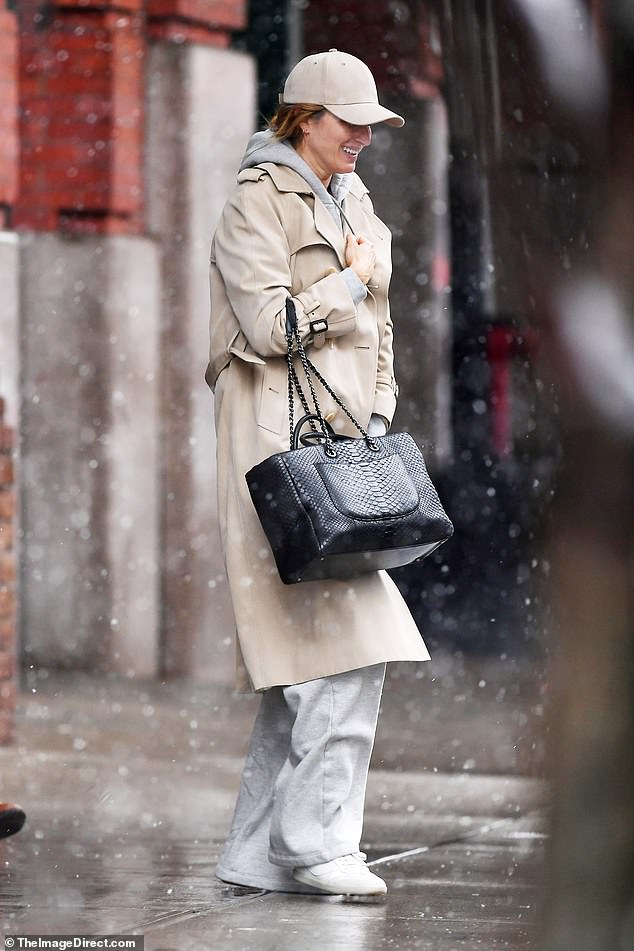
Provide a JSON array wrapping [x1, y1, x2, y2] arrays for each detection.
[[292, 870, 387, 896]]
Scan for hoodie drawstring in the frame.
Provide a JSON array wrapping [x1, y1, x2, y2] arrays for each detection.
[[329, 192, 357, 237]]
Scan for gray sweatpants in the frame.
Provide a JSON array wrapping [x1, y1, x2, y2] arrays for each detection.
[[216, 663, 386, 892]]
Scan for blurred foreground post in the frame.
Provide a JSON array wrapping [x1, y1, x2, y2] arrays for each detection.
[[539, 2, 634, 947]]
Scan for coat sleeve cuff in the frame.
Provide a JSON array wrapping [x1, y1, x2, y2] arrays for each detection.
[[367, 413, 389, 436], [296, 271, 358, 340], [372, 382, 397, 426], [340, 267, 367, 305]]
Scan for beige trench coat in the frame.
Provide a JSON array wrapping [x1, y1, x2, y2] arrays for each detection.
[[207, 162, 430, 691]]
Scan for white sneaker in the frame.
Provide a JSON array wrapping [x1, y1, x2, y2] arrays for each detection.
[[292, 852, 387, 896]]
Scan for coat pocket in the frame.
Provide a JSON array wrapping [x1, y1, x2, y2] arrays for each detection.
[[229, 344, 266, 366], [257, 361, 287, 435]]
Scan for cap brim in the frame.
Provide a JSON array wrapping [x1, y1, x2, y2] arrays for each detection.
[[324, 102, 405, 128]]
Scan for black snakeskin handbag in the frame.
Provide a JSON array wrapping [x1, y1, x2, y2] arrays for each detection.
[[245, 299, 453, 584]]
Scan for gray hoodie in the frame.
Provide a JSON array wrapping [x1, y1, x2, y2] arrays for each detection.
[[238, 129, 366, 306]]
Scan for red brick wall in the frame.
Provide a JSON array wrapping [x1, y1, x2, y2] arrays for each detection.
[[146, 0, 247, 44], [0, 398, 16, 744], [16, 0, 145, 235], [14, 0, 247, 235], [0, 1, 18, 228]]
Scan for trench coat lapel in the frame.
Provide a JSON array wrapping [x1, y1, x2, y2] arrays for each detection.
[[258, 162, 348, 268], [312, 197, 347, 268]]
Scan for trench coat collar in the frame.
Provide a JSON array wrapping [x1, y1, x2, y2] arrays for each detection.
[[254, 162, 368, 198], [253, 163, 370, 266]]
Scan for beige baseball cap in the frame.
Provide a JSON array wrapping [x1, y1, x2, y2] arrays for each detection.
[[281, 49, 405, 128]]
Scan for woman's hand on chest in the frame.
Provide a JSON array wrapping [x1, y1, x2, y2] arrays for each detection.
[[344, 234, 376, 285]]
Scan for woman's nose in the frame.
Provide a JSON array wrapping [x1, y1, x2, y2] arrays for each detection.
[[348, 123, 372, 145]]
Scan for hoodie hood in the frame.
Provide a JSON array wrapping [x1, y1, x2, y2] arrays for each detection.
[[238, 129, 353, 228]]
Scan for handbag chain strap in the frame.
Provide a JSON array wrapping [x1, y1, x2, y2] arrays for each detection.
[[285, 298, 378, 455], [286, 323, 314, 442]]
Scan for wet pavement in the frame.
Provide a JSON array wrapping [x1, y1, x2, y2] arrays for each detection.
[[0, 654, 549, 949]]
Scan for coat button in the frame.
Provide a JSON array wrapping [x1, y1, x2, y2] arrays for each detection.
[[325, 411, 337, 422]]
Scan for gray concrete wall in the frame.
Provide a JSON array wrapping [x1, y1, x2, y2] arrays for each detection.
[[0, 232, 20, 428], [146, 44, 255, 682], [0, 229, 21, 693], [20, 234, 161, 676]]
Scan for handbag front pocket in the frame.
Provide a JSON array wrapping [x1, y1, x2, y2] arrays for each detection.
[[316, 452, 419, 520]]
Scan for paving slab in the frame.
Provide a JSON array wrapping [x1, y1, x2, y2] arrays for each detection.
[[0, 659, 548, 948]]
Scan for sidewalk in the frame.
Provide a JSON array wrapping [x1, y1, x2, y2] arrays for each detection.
[[0, 654, 548, 950]]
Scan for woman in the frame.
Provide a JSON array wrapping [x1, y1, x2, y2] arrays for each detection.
[[206, 50, 430, 896]]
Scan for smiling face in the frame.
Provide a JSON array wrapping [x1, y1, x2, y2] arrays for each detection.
[[294, 110, 372, 185]]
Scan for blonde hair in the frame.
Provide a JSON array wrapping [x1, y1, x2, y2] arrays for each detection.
[[268, 103, 324, 144]]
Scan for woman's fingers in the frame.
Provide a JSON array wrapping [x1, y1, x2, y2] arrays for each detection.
[[345, 234, 376, 284]]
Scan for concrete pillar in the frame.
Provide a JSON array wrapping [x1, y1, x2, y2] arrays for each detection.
[[20, 235, 161, 676], [0, 235, 20, 737], [0, 234, 19, 429], [146, 44, 255, 681], [0, 396, 17, 743]]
